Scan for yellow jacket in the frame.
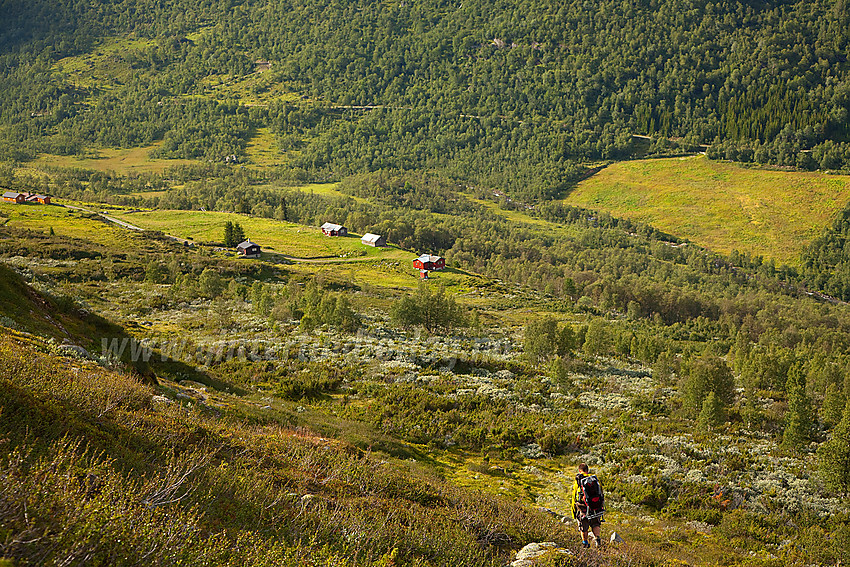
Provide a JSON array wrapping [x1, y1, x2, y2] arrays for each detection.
[[571, 473, 587, 518]]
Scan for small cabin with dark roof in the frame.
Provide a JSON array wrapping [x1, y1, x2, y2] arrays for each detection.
[[361, 233, 386, 247], [321, 222, 348, 236], [413, 254, 445, 271], [2, 191, 26, 204], [236, 240, 261, 258]]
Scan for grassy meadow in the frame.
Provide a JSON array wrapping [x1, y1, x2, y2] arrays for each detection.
[[107, 208, 410, 260], [566, 156, 850, 266], [0, 202, 132, 246], [244, 127, 287, 167], [32, 144, 197, 175]]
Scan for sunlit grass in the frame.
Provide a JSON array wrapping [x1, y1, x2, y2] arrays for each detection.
[[106, 208, 409, 260], [33, 144, 197, 175], [566, 156, 850, 266], [0, 202, 130, 246]]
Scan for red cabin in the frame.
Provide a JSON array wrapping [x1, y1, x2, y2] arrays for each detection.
[[321, 222, 348, 236], [413, 254, 445, 271]]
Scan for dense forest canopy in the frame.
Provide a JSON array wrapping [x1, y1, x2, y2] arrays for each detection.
[[1, 0, 850, 198]]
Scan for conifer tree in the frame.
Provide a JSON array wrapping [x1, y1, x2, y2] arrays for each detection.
[[223, 221, 235, 247], [821, 383, 847, 429], [817, 401, 850, 497], [697, 391, 724, 432], [783, 364, 814, 450], [233, 222, 246, 245]]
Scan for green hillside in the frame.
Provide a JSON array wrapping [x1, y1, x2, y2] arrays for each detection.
[[3, 185, 850, 565], [0, 330, 577, 566], [565, 156, 850, 266], [2, 0, 850, 197], [5, 0, 850, 564]]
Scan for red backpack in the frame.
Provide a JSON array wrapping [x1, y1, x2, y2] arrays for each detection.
[[577, 474, 605, 520]]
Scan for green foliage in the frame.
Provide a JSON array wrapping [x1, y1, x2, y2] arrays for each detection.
[[145, 259, 169, 283], [680, 355, 735, 416], [390, 283, 466, 334], [664, 484, 725, 525], [715, 510, 785, 552], [198, 267, 223, 299], [224, 220, 246, 247], [523, 316, 574, 364], [300, 286, 359, 333], [696, 391, 724, 433], [821, 383, 847, 428], [276, 373, 343, 401], [251, 281, 278, 317], [582, 319, 612, 357], [619, 476, 669, 510], [783, 363, 814, 450], [817, 402, 850, 496], [4, 0, 850, 192], [802, 202, 850, 301], [536, 426, 577, 456]]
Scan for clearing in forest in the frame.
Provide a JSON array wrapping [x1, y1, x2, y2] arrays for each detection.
[[566, 156, 850, 266]]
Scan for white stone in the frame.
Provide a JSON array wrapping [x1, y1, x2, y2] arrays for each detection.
[[511, 542, 572, 566]]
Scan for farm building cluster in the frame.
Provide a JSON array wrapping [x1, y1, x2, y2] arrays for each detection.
[[322, 222, 387, 248], [319, 221, 442, 277], [2, 191, 51, 205]]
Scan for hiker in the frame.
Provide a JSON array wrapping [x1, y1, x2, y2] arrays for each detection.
[[571, 462, 604, 548]]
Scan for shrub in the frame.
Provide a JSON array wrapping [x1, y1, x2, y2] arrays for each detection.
[[390, 283, 467, 333]]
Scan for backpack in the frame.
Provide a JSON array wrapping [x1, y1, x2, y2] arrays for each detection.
[[576, 474, 605, 520]]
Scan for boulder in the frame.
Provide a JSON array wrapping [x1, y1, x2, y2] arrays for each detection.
[[511, 542, 572, 566], [300, 494, 318, 508], [58, 344, 92, 359], [610, 532, 625, 544]]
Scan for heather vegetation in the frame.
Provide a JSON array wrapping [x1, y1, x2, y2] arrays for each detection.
[[3, 175, 850, 564], [3, 0, 850, 564]]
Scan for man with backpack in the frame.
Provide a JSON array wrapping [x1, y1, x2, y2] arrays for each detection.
[[571, 462, 604, 548]]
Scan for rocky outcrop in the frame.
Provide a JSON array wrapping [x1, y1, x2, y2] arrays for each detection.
[[510, 542, 572, 566]]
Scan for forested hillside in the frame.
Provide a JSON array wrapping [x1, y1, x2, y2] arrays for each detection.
[[2, 0, 850, 199]]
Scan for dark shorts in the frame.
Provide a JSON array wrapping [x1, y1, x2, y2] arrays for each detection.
[[578, 515, 602, 531]]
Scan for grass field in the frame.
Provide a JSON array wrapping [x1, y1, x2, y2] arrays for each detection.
[[244, 127, 287, 167], [565, 156, 850, 266], [53, 36, 157, 93], [107, 208, 410, 260], [0, 202, 131, 246], [33, 145, 197, 175]]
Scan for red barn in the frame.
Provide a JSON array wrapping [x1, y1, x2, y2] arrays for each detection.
[[413, 254, 445, 271]]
